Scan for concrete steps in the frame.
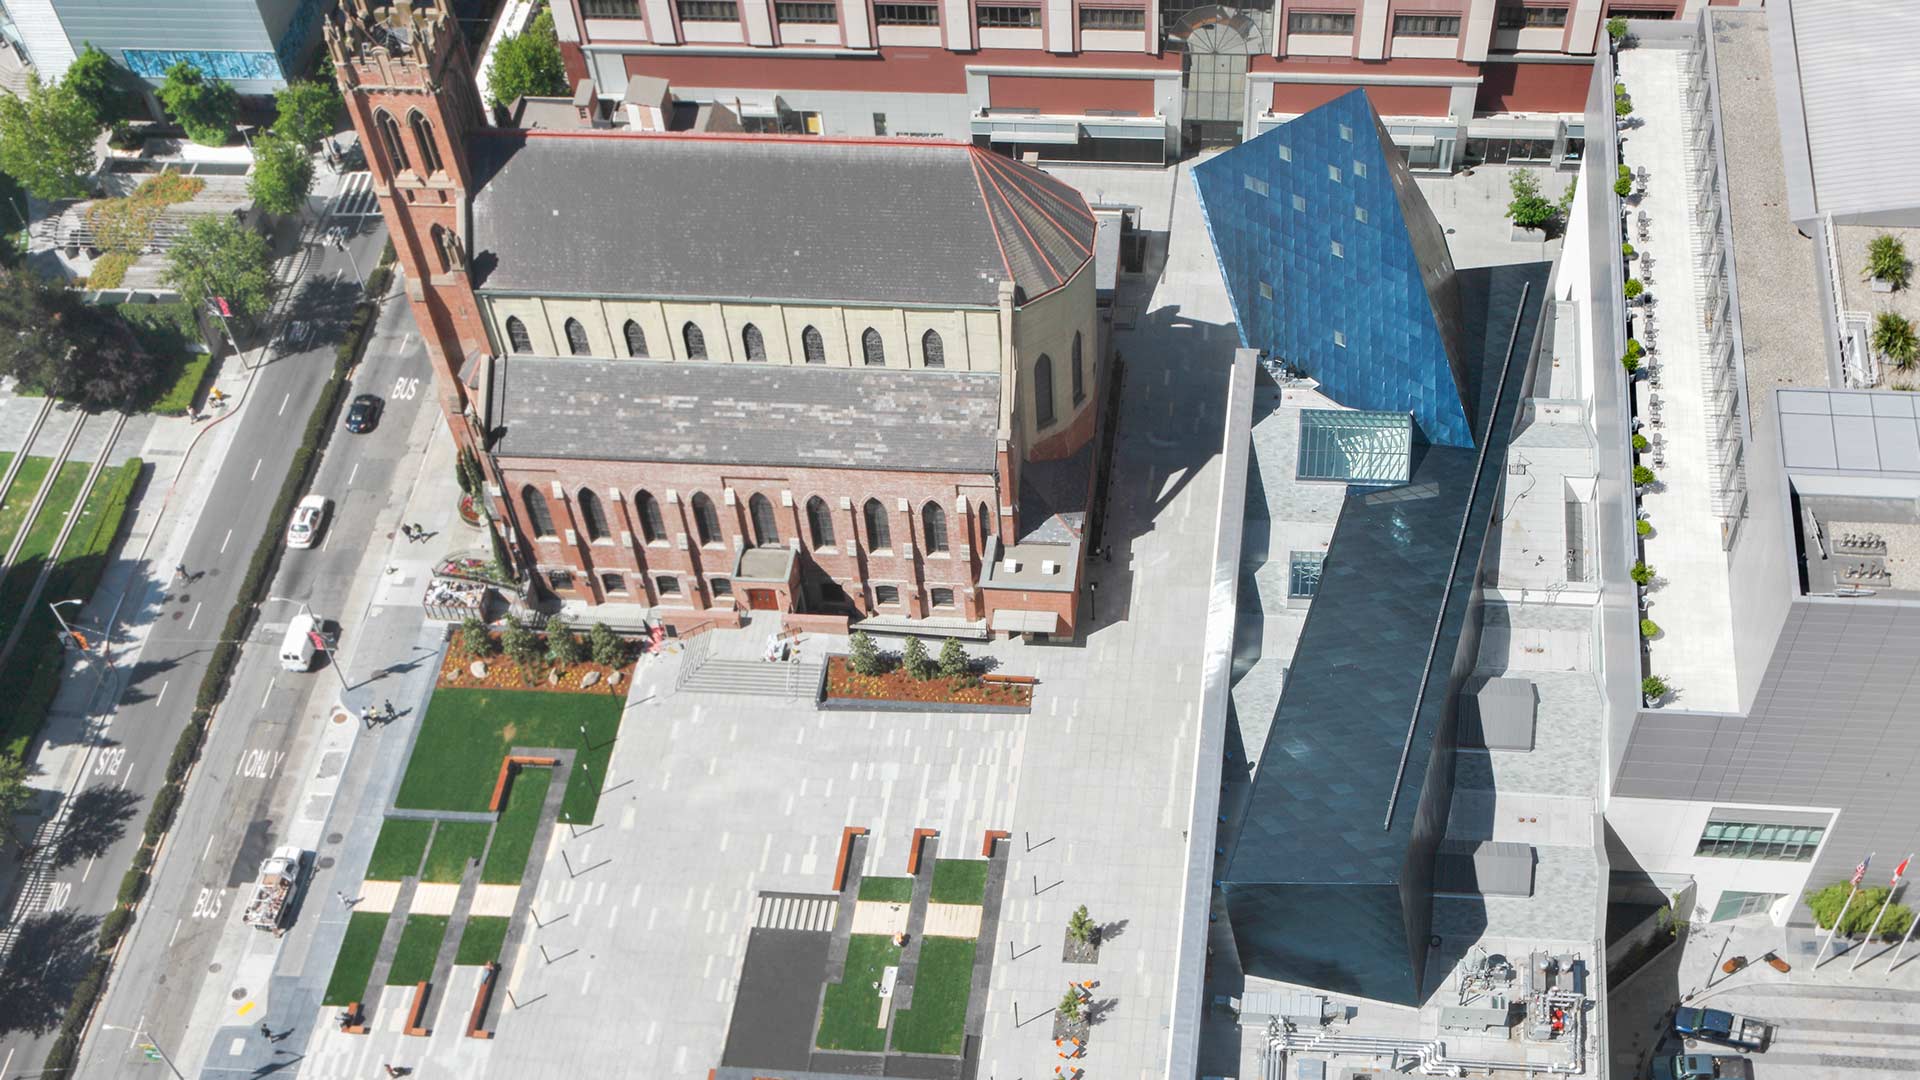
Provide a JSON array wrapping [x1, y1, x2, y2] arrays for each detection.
[[675, 657, 821, 699]]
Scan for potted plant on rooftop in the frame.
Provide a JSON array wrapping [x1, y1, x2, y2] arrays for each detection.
[[1873, 312, 1918, 370], [1865, 234, 1910, 293], [1642, 674, 1670, 707], [1505, 169, 1557, 242]]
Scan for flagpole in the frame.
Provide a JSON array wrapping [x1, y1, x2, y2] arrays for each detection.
[[1890, 889, 1920, 970], [1851, 853, 1911, 973], [1817, 852, 1872, 968]]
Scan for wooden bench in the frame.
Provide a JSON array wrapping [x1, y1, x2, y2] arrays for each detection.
[[404, 981, 432, 1036], [466, 962, 499, 1039], [907, 828, 939, 875], [981, 829, 1010, 857], [832, 826, 868, 892], [341, 1002, 368, 1036], [489, 755, 560, 813], [981, 674, 1039, 686]]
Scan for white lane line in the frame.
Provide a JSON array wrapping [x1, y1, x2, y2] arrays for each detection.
[[156, 680, 169, 707], [250, 457, 263, 482], [202, 834, 214, 861], [169, 919, 183, 948], [347, 463, 360, 487], [261, 677, 276, 709], [82, 856, 94, 883], [278, 393, 290, 416], [220, 528, 233, 553], [188, 602, 202, 631]]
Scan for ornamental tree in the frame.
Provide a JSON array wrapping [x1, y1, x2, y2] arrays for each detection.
[[248, 133, 314, 216], [0, 270, 156, 407], [64, 44, 127, 126], [1505, 169, 1555, 230], [162, 216, 272, 322], [901, 636, 934, 680], [0, 76, 100, 200], [848, 630, 884, 676], [486, 9, 566, 110], [272, 78, 341, 149], [156, 62, 237, 146]]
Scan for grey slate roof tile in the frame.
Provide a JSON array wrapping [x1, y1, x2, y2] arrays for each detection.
[[488, 356, 1001, 473]]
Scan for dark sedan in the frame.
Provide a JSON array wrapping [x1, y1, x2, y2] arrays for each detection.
[[344, 393, 382, 433]]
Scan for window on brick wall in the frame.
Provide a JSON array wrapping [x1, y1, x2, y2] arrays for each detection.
[[930, 587, 955, 607], [1287, 10, 1354, 34], [750, 493, 780, 547], [862, 327, 886, 366], [506, 316, 532, 353], [874, 584, 901, 605], [564, 317, 591, 356], [1497, 4, 1568, 28], [742, 323, 767, 361], [691, 492, 721, 546], [683, 322, 707, 359], [710, 576, 733, 596], [802, 325, 827, 363], [776, 1, 838, 21], [522, 485, 557, 538], [807, 496, 835, 548], [1034, 354, 1056, 427], [636, 490, 667, 543], [1071, 331, 1085, 405], [921, 329, 945, 368], [864, 498, 892, 551], [677, 0, 739, 19], [655, 574, 682, 596], [601, 572, 628, 594], [1394, 12, 1460, 36], [876, 2, 938, 23], [547, 569, 575, 591], [1079, 7, 1145, 30], [577, 488, 611, 540], [582, 0, 644, 15], [921, 502, 948, 553], [375, 109, 408, 172], [977, 5, 1040, 27], [623, 319, 648, 357], [408, 110, 443, 175]]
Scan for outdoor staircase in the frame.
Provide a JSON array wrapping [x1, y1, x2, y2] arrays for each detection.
[[674, 657, 822, 700]]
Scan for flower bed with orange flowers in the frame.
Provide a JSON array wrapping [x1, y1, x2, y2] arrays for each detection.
[[820, 656, 1032, 713], [436, 635, 627, 695]]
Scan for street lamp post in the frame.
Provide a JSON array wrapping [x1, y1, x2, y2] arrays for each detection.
[[97, 1022, 186, 1080], [268, 596, 351, 694], [50, 598, 87, 650]]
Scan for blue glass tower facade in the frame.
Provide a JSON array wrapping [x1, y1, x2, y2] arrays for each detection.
[[1193, 90, 1476, 448]]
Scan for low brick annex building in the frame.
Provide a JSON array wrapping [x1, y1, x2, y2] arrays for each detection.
[[328, 0, 1103, 637]]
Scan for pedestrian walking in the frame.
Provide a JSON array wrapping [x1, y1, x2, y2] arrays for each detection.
[[383, 699, 394, 719], [260, 1022, 272, 1039], [400, 524, 415, 542]]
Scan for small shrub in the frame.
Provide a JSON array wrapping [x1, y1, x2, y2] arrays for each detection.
[[1618, 164, 1631, 180], [1615, 175, 1633, 198], [901, 636, 935, 681], [1872, 312, 1918, 368], [937, 638, 969, 679], [88, 251, 134, 289], [1505, 169, 1556, 230], [1866, 233, 1909, 290], [1632, 433, 1650, 452], [165, 716, 205, 783], [117, 867, 148, 906], [1622, 352, 1640, 374], [589, 622, 627, 668], [459, 614, 496, 659], [1806, 881, 1915, 937], [1607, 15, 1629, 41], [1624, 278, 1644, 299], [1622, 242, 1635, 258], [1642, 675, 1669, 701], [1637, 518, 1653, 537], [1058, 989, 1082, 1022], [1633, 464, 1656, 487], [1630, 561, 1656, 586], [1068, 904, 1096, 945], [500, 615, 541, 669], [1614, 81, 1627, 98], [143, 783, 181, 841], [1641, 618, 1661, 637], [1626, 338, 1644, 359], [131, 845, 152, 873], [547, 624, 585, 667], [848, 630, 885, 676], [1616, 97, 1634, 117], [98, 907, 134, 950]]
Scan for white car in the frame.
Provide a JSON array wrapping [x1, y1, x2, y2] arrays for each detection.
[[286, 495, 329, 550]]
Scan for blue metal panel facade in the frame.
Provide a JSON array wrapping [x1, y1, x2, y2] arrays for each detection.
[[53, 0, 320, 90], [1192, 90, 1476, 448]]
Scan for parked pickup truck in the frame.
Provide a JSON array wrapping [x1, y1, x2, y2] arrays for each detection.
[[1675, 1006, 1772, 1051], [1652, 1052, 1755, 1080], [242, 846, 308, 934]]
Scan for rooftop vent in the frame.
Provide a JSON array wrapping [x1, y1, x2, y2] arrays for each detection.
[[1002, 558, 1022, 573]]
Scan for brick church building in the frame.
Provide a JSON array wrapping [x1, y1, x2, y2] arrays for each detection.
[[327, 0, 1103, 638]]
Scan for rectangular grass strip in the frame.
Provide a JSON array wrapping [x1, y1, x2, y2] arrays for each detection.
[[0, 460, 95, 641], [393, 688, 624, 823], [890, 936, 978, 1055], [386, 915, 450, 985], [815, 934, 901, 1052], [422, 821, 491, 884], [455, 915, 511, 966], [322, 911, 389, 1006], [481, 767, 552, 885], [858, 876, 914, 904], [0, 456, 52, 552], [929, 859, 989, 905], [365, 819, 434, 881]]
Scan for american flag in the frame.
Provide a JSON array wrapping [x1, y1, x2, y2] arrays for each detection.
[[1853, 854, 1873, 886]]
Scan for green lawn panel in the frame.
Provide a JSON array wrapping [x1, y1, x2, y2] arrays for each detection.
[[392, 688, 624, 822], [455, 915, 511, 966], [117, 302, 212, 417], [365, 819, 434, 881], [421, 821, 491, 884], [858, 876, 914, 903], [386, 915, 450, 985], [0, 460, 93, 641], [929, 860, 989, 905], [815, 934, 901, 1052], [322, 911, 389, 1006], [890, 936, 978, 1056], [481, 767, 551, 885], [0, 456, 52, 552]]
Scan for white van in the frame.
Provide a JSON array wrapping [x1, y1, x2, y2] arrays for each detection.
[[281, 613, 318, 672]]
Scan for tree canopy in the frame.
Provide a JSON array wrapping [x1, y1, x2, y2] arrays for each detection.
[[486, 9, 567, 110], [272, 78, 342, 149], [63, 44, 126, 127], [248, 133, 314, 216], [156, 62, 237, 146], [162, 216, 273, 322], [0, 270, 157, 407], [0, 76, 101, 200]]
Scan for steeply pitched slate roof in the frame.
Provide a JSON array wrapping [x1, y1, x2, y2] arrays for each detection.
[[486, 356, 1001, 473], [465, 132, 1096, 307]]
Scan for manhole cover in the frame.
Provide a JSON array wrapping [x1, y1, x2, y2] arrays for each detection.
[[171, 611, 184, 620], [317, 856, 335, 869], [231, 988, 247, 1000], [208, 962, 222, 973], [328, 833, 343, 844], [330, 710, 350, 725]]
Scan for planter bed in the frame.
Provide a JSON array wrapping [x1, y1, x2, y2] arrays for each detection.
[[819, 655, 1033, 713], [437, 635, 627, 695]]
